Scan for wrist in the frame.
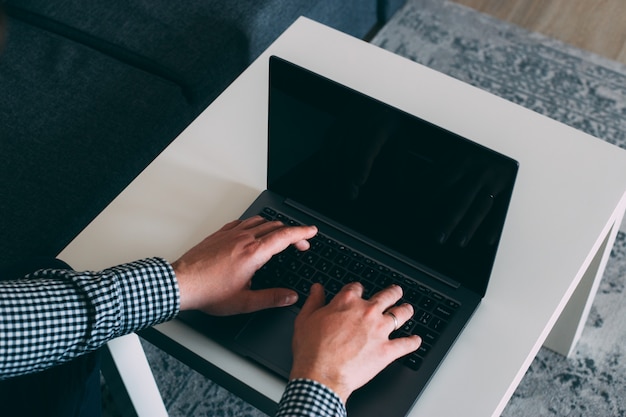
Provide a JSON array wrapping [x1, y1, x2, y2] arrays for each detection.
[[171, 259, 201, 312], [289, 366, 351, 404]]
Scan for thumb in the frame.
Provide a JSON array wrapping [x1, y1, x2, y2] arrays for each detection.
[[242, 288, 299, 313]]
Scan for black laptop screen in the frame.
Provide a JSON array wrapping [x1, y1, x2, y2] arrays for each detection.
[[267, 56, 518, 296]]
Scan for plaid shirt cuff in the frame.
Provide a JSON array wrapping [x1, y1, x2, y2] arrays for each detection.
[[0, 257, 179, 379], [276, 378, 347, 417]]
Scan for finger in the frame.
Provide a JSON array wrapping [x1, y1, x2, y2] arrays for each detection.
[[298, 283, 326, 319], [384, 303, 414, 332], [241, 288, 299, 313], [388, 334, 423, 358], [254, 221, 317, 252], [257, 225, 318, 255], [239, 215, 271, 228], [333, 282, 364, 303], [246, 218, 285, 236], [292, 238, 312, 251], [368, 285, 403, 309], [219, 219, 245, 231]]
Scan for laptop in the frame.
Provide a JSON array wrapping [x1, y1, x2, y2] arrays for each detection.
[[179, 55, 519, 416]]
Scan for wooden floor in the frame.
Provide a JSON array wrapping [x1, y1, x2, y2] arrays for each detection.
[[449, 0, 626, 66]]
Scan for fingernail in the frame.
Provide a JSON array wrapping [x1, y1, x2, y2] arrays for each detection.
[[284, 292, 298, 306]]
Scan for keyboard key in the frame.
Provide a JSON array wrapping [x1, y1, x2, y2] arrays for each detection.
[[429, 317, 447, 332], [312, 271, 330, 285], [295, 279, 311, 295], [283, 273, 300, 288], [348, 260, 365, 274], [434, 305, 453, 319], [404, 354, 423, 370], [361, 267, 378, 282], [286, 259, 300, 272], [309, 239, 324, 253], [431, 292, 444, 302], [375, 274, 394, 287], [327, 278, 343, 292], [335, 254, 351, 266], [299, 265, 316, 279], [342, 273, 359, 285], [405, 290, 421, 304], [416, 309, 432, 324], [417, 285, 430, 294], [402, 278, 418, 290], [416, 342, 431, 358], [262, 207, 277, 219], [316, 259, 332, 273], [413, 325, 438, 344], [418, 297, 436, 311], [329, 265, 347, 280], [302, 253, 319, 265], [321, 246, 337, 260]]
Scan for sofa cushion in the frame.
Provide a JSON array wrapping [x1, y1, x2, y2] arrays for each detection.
[[4, 1, 249, 113], [0, 19, 190, 265], [5, 0, 379, 113]]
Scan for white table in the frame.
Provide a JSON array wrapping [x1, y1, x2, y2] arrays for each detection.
[[60, 17, 626, 417]]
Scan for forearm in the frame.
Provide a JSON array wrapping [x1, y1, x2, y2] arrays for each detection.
[[0, 257, 179, 379]]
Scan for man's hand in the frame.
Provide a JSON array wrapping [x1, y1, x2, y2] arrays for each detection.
[[173, 216, 317, 316], [290, 283, 422, 403]]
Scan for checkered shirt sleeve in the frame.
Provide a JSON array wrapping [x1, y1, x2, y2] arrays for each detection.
[[0, 257, 179, 379], [276, 378, 347, 417]]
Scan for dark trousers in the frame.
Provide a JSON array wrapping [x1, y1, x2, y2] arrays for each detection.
[[0, 258, 102, 417]]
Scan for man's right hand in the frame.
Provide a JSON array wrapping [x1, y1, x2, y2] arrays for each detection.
[[289, 283, 421, 403]]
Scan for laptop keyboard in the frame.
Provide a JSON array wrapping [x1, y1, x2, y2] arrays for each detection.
[[251, 207, 461, 371]]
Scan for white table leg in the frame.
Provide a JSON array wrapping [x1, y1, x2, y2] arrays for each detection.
[[544, 207, 625, 357], [102, 333, 168, 417]]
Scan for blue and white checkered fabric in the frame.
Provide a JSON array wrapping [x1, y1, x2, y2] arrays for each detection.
[[0, 257, 179, 379], [276, 379, 347, 417]]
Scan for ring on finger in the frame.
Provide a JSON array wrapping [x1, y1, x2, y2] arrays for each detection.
[[384, 310, 399, 331]]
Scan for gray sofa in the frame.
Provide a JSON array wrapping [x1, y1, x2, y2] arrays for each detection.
[[0, 0, 406, 267]]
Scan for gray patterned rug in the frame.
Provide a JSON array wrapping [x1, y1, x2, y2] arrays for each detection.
[[105, 0, 626, 415]]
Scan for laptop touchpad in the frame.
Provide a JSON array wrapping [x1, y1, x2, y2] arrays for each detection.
[[235, 307, 297, 377]]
